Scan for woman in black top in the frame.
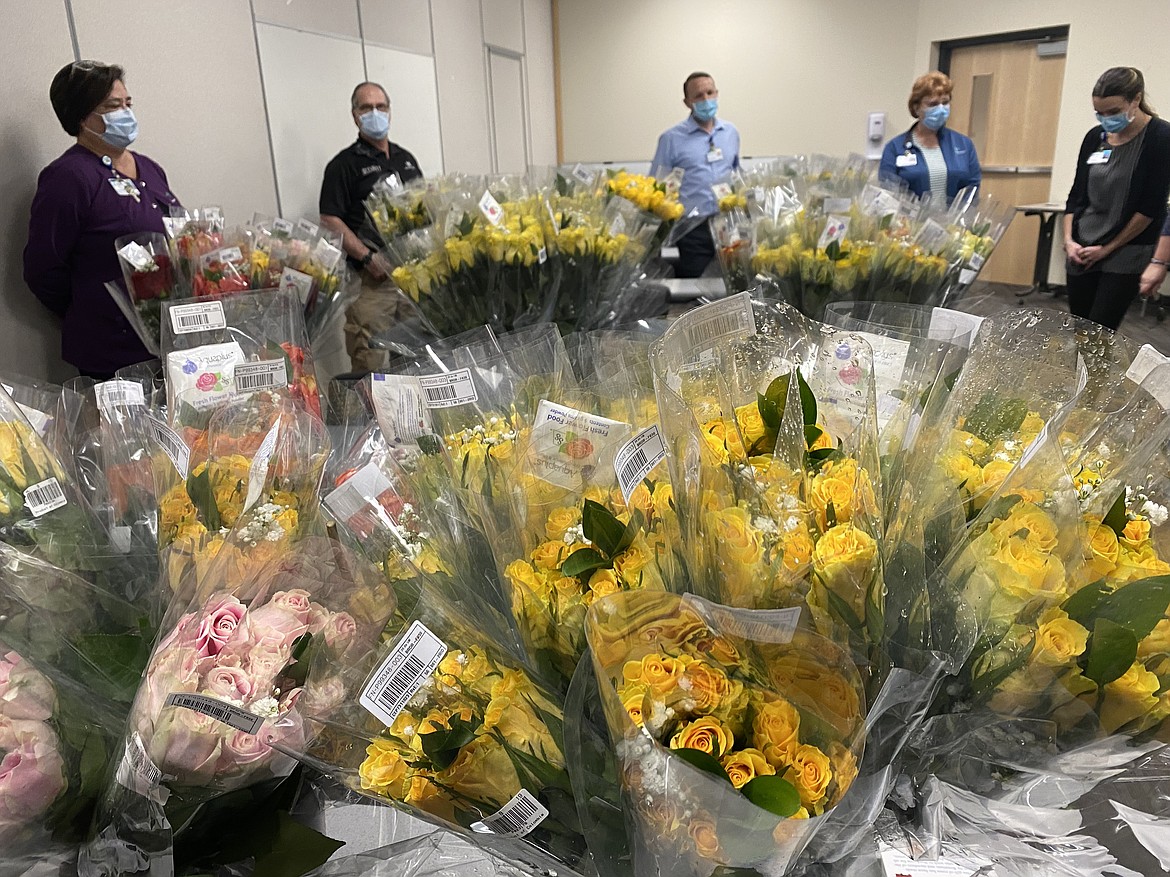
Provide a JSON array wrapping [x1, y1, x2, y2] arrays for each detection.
[[1063, 67, 1170, 330]]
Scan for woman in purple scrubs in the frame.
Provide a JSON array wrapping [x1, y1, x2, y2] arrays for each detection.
[[24, 61, 181, 379]]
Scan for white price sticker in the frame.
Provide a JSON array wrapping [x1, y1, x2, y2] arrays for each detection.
[[116, 735, 164, 797], [968, 252, 986, 271], [312, 238, 344, 272], [614, 425, 667, 503], [117, 241, 156, 271], [878, 841, 993, 877], [279, 267, 314, 304], [169, 301, 227, 334], [418, 368, 478, 409], [479, 190, 504, 225], [529, 400, 630, 489], [958, 268, 977, 285], [369, 373, 431, 441], [928, 307, 984, 347], [471, 789, 549, 837], [164, 692, 264, 735], [668, 291, 757, 360], [683, 595, 802, 644], [244, 421, 281, 512], [147, 415, 190, 477], [360, 621, 447, 727], [234, 360, 289, 395], [324, 461, 395, 525], [1126, 344, 1170, 409], [297, 217, 320, 237], [711, 182, 734, 200], [916, 218, 949, 252], [272, 217, 294, 235], [201, 246, 242, 267], [571, 163, 594, 185], [24, 477, 67, 517], [162, 216, 187, 238], [95, 379, 147, 420]]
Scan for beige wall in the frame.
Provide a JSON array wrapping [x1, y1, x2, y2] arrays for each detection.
[[1, 0, 557, 381], [913, 0, 1170, 207], [557, 0, 920, 162]]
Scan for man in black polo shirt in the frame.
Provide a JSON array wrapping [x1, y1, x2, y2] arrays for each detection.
[[320, 80, 423, 372]]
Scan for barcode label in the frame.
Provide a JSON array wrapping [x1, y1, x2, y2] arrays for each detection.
[[471, 789, 549, 837], [203, 206, 223, 223], [118, 241, 156, 271], [324, 461, 395, 525], [234, 360, 288, 394], [244, 421, 281, 512], [418, 368, 478, 409], [164, 692, 264, 734], [479, 190, 504, 225], [370, 373, 430, 441], [116, 735, 164, 795], [297, 217, 320, 237], [969, 252, 986, 270], [24, 477, 67, 517], [95, 379, 146, 419], [571, 163, 594, 184], [147, 415, 190, 477], [360, 621, 447, 727], [671, 291, 756, 357], [683, 595, 802, 644], [272, 218, 294, 235], [201, 246, 242, 267], [169, 301, 226, 334], [614, 425, 667, 503]]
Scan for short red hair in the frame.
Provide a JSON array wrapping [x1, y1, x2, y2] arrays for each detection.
[[908, 71, 952, 117]]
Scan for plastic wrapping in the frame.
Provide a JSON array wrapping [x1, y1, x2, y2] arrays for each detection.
[[584, 590, 866, 876], [286, 579, 590, 877]]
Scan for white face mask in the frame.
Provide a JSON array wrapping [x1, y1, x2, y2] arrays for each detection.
[[96, 107, 138, 148], [359, 109, 389, 140]]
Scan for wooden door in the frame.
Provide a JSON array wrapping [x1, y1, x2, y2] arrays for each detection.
[[947, 41, 1066, 285]]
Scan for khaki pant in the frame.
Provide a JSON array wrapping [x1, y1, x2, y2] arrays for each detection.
[[344, 274, 404, 373]]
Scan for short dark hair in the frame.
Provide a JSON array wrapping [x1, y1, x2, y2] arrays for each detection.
[[50, 60, 124, 136], [1093, 66, 1155, 117], [683, 71, 713, 99], [350, 81, 389, 110]]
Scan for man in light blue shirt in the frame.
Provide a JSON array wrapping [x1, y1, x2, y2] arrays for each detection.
[[652, 71, 741, 277]]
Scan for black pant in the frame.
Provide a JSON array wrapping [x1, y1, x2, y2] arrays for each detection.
[[675, 223, 715, 279], [1066, 270, 1140, 331]]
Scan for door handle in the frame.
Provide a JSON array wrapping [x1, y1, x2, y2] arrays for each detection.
[[1015, 166, 1053, 174], [981, 165, 1052, 174], [982, 165, 1018, 173]]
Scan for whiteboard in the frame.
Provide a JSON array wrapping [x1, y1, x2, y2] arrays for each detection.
[[364, 45, 445, 176], [255, 24, 366, 223]]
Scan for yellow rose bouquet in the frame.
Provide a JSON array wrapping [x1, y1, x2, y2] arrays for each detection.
[[650, 296, 885, 666], [584, 590, 865, 875], [364, 176, 431, 244], [546, 185, 663, 331], [605, 169, 685, 248], [285, 581, 588, 877], [935, 187, 1015, 306]]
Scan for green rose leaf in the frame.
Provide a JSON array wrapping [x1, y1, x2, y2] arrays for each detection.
[[420, 715, 479, 771], [741, 774, 802, 818], [1092, 575, 1170, 641], [1085, 618, 1138, 687], [673, 747, 732, 784], [582, 498, 626, 558], [796, 370, 817, 427], [561, 547, 609, 580], [251, 812, 344, 877], [758, 393, 781, 430], [1102, 491, 1128, 536]]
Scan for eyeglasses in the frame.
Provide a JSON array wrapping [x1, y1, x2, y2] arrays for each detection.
[[355, 102, 390, 114]]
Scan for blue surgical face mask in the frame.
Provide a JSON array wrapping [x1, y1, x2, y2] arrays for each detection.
[[922, 104, 950, 131], [692, 98, 718, 123], [359, 109, 390, 140], [1096, 110, 1131, 134], [99, 107, 138, 149]]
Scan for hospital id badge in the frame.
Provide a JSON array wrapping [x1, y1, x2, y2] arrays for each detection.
[[1087, 149, 1112, 165], [895, 153, 917, 167], [706, 147, 723, 163], [108, 178, 140, 199]]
